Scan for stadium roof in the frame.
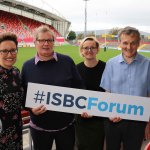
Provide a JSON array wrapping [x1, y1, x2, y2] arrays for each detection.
[[0, 0, 71, 37], [0, 0, 70, 22]]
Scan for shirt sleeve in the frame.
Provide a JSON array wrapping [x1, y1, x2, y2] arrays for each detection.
[[100, 61, 112, 92]]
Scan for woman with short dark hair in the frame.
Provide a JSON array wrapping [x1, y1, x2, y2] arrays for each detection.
[[0, 32, 23, 150]]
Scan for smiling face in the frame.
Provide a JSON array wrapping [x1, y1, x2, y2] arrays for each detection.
[[0, 40, 17, 69], [80, 39, 99, 60], [35, 31, 55, 60], [119, 33, 140, 60]]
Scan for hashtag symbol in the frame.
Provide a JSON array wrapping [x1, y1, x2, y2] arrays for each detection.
[[34, 90, 45, 103]]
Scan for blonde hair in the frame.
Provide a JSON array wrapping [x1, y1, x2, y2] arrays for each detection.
[[79, 37, 100, 56]]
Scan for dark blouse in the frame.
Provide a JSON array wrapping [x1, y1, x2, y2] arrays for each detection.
[[0, 66, 24, 150]]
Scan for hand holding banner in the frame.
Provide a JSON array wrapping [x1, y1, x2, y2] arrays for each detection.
[[26, 82, 150, 122]]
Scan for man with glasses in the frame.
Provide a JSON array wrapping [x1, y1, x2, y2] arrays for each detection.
[[21, 25, 83, 150]]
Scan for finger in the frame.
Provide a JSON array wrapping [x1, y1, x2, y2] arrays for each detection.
[[111, 117, 121, 123], [109, 117, 117, 122], [40, 105, 46, 110], [33, 105, 44, 112], [81, 112, 88, 118], [32, 105, 46, 115], [37, 105, 46, 113]]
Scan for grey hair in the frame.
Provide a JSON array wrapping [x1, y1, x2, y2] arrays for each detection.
[[118, 26, 141, 42], [34, 25, 55, 41]]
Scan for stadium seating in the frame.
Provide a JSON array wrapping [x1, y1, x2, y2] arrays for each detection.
[[21, 110, 30, 125], [98, 39, 150, 51], [139, 44, 150, 51], [0, 10, 60, 43], [144, 142, 150, 150]]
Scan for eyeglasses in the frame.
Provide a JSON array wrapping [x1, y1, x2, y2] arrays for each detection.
[[36, 39, 54, 44], [82, 47, 97, 51], [0, 49, 18, 55]]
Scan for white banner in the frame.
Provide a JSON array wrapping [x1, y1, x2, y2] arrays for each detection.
[[26, 82, 150, 122]]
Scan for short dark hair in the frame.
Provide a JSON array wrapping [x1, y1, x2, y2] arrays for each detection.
[[0, 32, 18, 47], [118, 26, 141, 42]]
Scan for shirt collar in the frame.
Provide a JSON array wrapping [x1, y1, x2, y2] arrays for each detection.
[[118, 53, 140, 63], [35, 52, 58, 65]]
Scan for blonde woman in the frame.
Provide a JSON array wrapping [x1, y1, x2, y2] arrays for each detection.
[[75, 37, 105, 150]]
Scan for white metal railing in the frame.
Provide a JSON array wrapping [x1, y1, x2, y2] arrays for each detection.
[[22, 116, 33, 150]]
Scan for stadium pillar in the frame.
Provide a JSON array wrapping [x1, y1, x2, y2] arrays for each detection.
[[83, 0, 89, 38]]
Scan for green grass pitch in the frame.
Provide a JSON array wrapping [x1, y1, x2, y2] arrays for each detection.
[[15, 45, 150, 70]]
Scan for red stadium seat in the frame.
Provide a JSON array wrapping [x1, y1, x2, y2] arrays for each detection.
[[0, 10, 60, 43], [144, 142, 150, 150], [21, 110, 30, 125]]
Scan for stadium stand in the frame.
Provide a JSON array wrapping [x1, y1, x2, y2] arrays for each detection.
[[98, 39, 150, 51], [0, 10, 60, 44], [144, 142, 150, 150], [0, 0, 71, 47], [139, 44, 150, 51]]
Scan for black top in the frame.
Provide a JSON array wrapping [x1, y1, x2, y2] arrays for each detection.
[[0, 66, 23, 150], [76, 60, 106, 122], [21, 53, 83, 130], [77, 60, 105, 92]]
